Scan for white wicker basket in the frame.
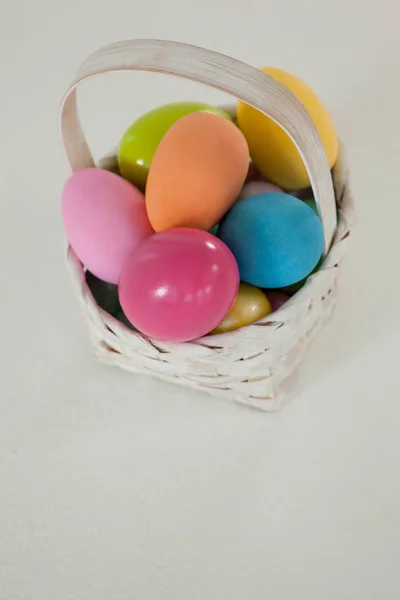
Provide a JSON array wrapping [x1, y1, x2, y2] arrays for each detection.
[[60, 39, 354, 411]]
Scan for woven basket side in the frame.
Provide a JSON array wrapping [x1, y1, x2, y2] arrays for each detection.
[[66, 145, 353, 411]]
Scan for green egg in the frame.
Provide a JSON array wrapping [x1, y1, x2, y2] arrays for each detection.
[[209, 223, 220, 236], [303, 197, 339, 224], [118, 102, 233, 190], [280, 256, 323, 295], [303, 198, 319, 215]]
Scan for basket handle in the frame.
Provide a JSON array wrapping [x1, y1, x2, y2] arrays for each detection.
[[59, 39, 337, 252]]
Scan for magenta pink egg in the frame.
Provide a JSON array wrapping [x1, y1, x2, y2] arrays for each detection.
[[62, 168, 153, 284], [119, 228, 239, 342]]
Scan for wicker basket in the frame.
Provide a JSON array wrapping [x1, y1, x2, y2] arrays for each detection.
[[60, 39, 354, 411]]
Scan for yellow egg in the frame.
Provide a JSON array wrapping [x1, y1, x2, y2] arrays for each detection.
[[210, 283, 271, 335], [237, 68, 338, 189]]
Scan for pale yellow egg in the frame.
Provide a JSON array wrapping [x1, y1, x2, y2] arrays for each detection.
[[210, 283, 271, 334]]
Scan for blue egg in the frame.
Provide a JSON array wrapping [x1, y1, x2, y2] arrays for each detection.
[[218, 192, 324, 288]]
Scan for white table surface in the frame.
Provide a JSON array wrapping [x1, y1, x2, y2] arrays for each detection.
[[1, 1, 400, 598]]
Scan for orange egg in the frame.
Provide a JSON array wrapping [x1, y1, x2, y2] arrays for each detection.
[[145, 112, 249, 232]]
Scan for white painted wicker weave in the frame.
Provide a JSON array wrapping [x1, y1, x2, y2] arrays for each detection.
[[60, 39, 354, 411]]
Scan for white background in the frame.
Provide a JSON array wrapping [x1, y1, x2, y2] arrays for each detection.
[[1, 1, 400, 598]]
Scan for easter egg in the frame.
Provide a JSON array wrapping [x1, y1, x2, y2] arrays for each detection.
[[303, 197, 339, 225], [291, 187, 314, 200], [245, 162, 265, 183], [277, 198, 337, 294], [218, 192, 324, 288], [237, 67, 338, 189], [303, 198, 319, 215], [62, 169, 153, 284], [119, 228, 239, 342], [114, 308, 138, 331], [85, 271, 120, 315], [118, 102, 232, 189], [264, 290, 290, 312], [146, 112, 249, 232], [280, 256, 323, 295], [210, 283, 271, 335], [209, 224, 220, 236], [237, 180, 281, 202]]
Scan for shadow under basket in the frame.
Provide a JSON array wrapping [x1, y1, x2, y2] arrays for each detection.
[[60, 39, 355, 411]]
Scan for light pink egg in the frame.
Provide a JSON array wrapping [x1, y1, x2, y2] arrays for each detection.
[[62, 168, 153, 284], [237, 180, 282, 202]]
